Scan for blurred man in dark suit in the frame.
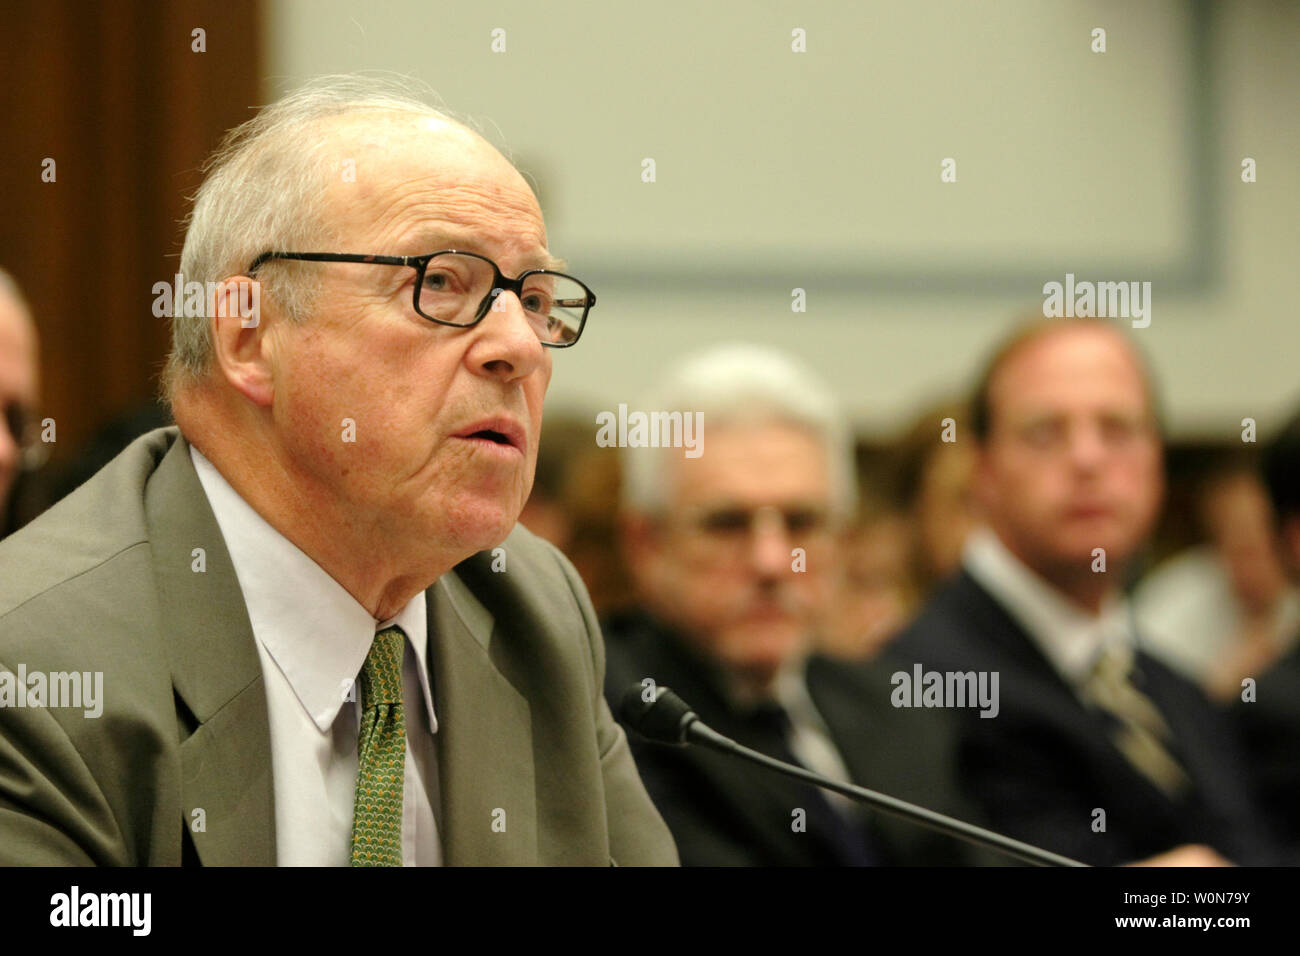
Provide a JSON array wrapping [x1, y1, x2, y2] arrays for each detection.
[[1235, 408, 1300, 857], [604, 344, 990, 866], [896, 317, 1276, 866]]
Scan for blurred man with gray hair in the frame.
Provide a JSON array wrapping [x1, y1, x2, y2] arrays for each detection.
[[603, 343, 988, 866], [0, 76, 676, 866]]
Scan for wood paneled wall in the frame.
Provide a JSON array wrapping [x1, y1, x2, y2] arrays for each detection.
[[0, 0, 262, 460]]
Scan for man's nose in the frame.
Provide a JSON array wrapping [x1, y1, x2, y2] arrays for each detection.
[[469, 290, 546, 381], [748, 510, 794, 576], [1067, 422, 1108, 470]]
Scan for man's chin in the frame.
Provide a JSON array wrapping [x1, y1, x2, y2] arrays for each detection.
[[1041, 540, 1139, 579], [430, 502, 522, 557], [458, 520, 519, 555], [722, 628, 805, 672]]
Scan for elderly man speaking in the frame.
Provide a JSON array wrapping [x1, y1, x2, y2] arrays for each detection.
[[0, 76, 677, 866]]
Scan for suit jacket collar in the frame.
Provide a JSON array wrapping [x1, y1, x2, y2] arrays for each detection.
[[188, 443, 437, 734], [609, 609, 930, 865], [145, 428, 276, 865], [425, 567, 537, 865], [944, 567, 1172, 709], [937, 570, 1222, 810], [143, 427, 539, 865], [941, 569, 1078, 687], [962, 528, 1132, 683], [607, 608, 765, 732]]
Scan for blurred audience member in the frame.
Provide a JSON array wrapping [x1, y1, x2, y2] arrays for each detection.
[[896, 317, 1276, 866], [41, 401, 172, 506], [519, 416, 586, 551], [1, 270, 174, 535], [7, 401, 173, 534], [894, 400, 979, 594], [520, 414, 634, 614], [0, 269, 41, 537], [1235, 409, 1300, 857], [820, 493, 918, 661], [603, 343, 988, 866], [1135, 458, 1300, 700], [563, 442, 638, 614]]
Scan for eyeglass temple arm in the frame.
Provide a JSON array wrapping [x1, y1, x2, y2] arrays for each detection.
[[246, 252, 416, 274]]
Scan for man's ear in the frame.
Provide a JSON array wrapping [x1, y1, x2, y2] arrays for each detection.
[[209, 275, 274, 407]]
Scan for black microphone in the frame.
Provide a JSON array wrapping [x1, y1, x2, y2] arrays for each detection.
[[618, 682, 1087, 868]]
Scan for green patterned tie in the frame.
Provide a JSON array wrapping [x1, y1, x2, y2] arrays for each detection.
[[351, 625, 407, 866]]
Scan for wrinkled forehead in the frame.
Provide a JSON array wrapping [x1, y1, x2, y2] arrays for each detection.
[[315, 112, 547, 254]]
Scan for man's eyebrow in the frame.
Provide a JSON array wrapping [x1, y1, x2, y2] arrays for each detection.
[[402, 232, 566, 272]]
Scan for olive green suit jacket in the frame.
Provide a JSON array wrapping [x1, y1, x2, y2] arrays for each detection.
[[0, 427, 677, 865]]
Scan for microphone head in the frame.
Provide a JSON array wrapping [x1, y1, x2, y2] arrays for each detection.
[[617, 683, 698, 745]]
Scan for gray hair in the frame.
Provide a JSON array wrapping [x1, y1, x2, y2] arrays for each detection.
[[620, 343, 857, 521], [164, 74, 474, 398]]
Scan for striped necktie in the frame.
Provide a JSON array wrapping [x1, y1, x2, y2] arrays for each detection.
[[351, 625, 407, 866], [1080, 643, 1191, 799]]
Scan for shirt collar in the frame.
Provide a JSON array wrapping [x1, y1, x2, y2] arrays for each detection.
[[189, 444, 437, 733], [771, 662, 828, 732], [962, 526, 1132, 684], [716, 650, 810, 716]]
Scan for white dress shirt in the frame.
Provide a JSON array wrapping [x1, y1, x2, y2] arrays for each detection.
[[190, 445, 442, 866], [962, 526, 1133, 689]]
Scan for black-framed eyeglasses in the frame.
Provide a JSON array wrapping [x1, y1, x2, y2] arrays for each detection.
[[680, 504, 833, 540], [664, 503, 835, 564], [246, 249, 595, 348]]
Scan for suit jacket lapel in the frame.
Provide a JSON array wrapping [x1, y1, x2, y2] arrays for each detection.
[[144, 431, 275, 865], [144, 428, 541, 865], [954, 570, 1084, 698], [956, 571, 1193, 809], [427, 568, 537, 865], [634, 618, 851, 863]]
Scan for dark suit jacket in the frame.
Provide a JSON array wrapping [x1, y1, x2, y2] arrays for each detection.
[[0, 427, 678, 865], [601, 608, 996, 866], [895, 569, 1277, 866], [1233, 641, 1300, 858]]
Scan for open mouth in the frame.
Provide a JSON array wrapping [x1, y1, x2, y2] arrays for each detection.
[[453, 417, 526, 455]]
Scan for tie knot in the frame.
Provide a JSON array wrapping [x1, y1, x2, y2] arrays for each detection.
[[359, 626, 406, 710], [748, 701, 792, 737], [1088, 642, 1135, 684]]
